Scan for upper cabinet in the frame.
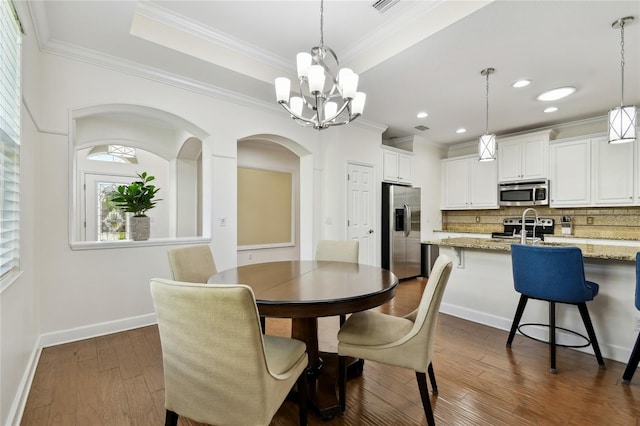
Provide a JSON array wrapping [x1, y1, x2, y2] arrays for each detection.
[[550, 133, 635, 208], [591, 135, 634, 205], [441, 155, 498, 210], [498, 130, 556, 182], [549, 138, 591, 207], [383, 148, 412, 184]]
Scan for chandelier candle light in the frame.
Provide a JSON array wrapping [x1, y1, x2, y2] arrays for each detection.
[[609, 16, 636, 144], [479, 67, 496, 161], [274, 0, 365, 130]]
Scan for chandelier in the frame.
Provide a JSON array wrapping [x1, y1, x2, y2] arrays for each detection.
[[608, 16, 636, 144], [274, 0, 366, 130], [478, 67, 496, 161]]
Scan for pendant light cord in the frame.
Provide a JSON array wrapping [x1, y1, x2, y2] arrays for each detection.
[[620, 19, 625, 106], [485, 71, 490, 134]]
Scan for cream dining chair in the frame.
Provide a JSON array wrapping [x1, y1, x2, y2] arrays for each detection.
[[150, 278, 309, 426], [315, 239, 359, 326], [336, 255, 453, 425], [315, 239, 359, 265], [167, 244, 217, 283]]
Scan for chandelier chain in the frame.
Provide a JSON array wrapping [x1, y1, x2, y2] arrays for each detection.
[[319, 0, 324, 47]]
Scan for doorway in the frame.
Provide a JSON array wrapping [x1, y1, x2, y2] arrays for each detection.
[[347, 162, 375, 265]]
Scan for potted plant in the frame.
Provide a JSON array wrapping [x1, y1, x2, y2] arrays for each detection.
[[111, 172, 161, 241]]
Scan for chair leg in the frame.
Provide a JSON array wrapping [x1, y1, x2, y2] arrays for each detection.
[[549, 301, 557, 374], [165, 410, 178, 426], [622, 331, 640, 384], [427, 362, 438, 394], [416, 372, 436, 426], [297, 368, 308, 426], [507, 295, 528, 347], [576, 302, 606, 369], [338, 356, 346, 412]]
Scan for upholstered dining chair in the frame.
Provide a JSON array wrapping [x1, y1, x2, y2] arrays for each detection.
[[336, 254, 453, 426], [167, 244, 216, 283], [150, 278, 308, 426], [507, 244, 606, 374], [315, 239, 359, 326], [622, 252, 640, 384], [315, 239, 359, 264]]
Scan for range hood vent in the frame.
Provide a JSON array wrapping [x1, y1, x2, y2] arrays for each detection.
[[372, 0, 399, 13]]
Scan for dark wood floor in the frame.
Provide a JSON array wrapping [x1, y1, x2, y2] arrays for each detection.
[[22, 278, 640, 425]]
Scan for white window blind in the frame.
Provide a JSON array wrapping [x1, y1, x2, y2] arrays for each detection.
[[1, 0, 21, 279]]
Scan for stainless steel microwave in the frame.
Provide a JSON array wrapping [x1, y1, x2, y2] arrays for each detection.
[[499, 180, 549, 206]]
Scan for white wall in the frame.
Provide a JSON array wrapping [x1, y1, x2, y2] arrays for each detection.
[[0, 22, 41, 423], [0, 10, 452, 425]]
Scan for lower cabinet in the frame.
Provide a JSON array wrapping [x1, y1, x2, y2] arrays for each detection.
[[441, 155, 498, 210]]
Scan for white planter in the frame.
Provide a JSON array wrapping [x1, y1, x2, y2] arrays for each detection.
[[130, 215, 150, 241]]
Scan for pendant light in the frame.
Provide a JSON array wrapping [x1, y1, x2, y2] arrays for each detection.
[[479, 67, 496, 161], [609, 16, 636, 144]]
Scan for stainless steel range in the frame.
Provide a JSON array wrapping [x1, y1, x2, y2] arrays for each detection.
[[491, 217, 554, 241]]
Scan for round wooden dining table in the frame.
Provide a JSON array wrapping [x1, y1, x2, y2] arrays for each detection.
[[208, 260, 399, 419]]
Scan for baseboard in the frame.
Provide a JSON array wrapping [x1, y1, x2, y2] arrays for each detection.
[[439, 302, 631, 364], [38, 312, 157, 348], [6, 313, 158, 425], [5, 343, 42, 426]]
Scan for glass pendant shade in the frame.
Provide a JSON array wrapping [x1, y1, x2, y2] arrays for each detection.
[[296, 52, 312, 78], [479, 133, 496, 162], [275, 77, 291, 103], [352, 92, 366, 115], [609, 105, 637, 144]]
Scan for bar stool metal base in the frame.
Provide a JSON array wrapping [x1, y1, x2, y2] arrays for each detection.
[[506, 295, 606, 373]]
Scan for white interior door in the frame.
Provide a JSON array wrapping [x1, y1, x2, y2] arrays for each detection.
[[347, 163, 375, 265]]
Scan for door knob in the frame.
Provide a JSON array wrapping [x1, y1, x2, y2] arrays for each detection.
[[368, 229, 374, 234]]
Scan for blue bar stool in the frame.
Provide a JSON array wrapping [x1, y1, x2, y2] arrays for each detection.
[[507, 244, 606, 373], [622, 252, 640, 384]]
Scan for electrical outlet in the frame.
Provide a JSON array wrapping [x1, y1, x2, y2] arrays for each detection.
[[475, 216, 481, 223], [587, 216, 594, 225], [634, 316, 640, 331], [248, 252, 253, 260]]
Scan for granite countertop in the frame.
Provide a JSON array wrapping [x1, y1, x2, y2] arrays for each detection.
[[426, 237, 639, 262]]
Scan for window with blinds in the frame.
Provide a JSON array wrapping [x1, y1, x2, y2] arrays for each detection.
[[1, 0, 21, 280]]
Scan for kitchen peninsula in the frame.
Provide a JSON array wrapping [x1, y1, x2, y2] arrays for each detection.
[[426, 234, 639, 364]]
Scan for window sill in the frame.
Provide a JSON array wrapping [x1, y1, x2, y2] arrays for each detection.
[[1, 269, 23, 294], [70, 236, 211, 251]]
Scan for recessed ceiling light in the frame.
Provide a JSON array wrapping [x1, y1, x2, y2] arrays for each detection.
[[456, 128, 467, 134], [536, 86, 576, 101], [512, 80, 531, 88], [544, 107, 558, 113], [417, 111, 428, 118]]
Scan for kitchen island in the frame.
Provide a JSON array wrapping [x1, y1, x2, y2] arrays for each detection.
[[426, 235, 639, 364]]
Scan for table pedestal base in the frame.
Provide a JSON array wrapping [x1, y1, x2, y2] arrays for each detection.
[[292, 318, 364, 420]]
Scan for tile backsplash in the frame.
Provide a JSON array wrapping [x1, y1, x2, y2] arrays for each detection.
[[442, 206, 640, 240]]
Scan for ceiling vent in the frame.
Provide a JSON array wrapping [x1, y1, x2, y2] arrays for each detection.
[[372, 0, 400, 14], [414, 125, 429, 131]]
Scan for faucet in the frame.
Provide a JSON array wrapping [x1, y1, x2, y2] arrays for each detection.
[[520, 208, 539, 245]]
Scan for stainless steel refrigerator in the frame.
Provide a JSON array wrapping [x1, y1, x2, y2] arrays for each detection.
[[382, 182, 421, 280]]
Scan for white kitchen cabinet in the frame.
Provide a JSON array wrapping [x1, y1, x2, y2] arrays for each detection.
[[383, 148, 412, 184], [549, 138, 591, 207], [498, 130, 555, 182], [441, 155, 498, 210], [592, 135, 634, 205]]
